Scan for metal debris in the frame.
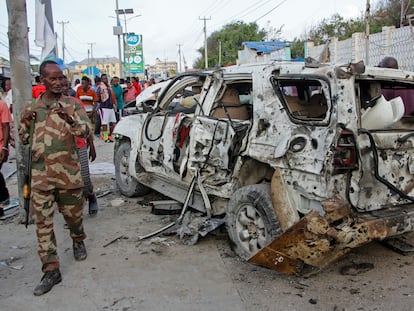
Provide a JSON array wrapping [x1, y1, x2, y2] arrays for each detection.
[[248, 196, 394, 275], [340, 262, 374, 275], [103, 235, 126, 248]]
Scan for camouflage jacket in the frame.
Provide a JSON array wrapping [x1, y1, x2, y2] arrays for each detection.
[[19, 94, 91, 191]]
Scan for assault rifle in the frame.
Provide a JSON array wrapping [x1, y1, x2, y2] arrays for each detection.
[[23, 144, 32, 228], [23, 104, 35, 228]]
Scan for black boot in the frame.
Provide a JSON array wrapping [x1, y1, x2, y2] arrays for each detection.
[[73, 240, 87, 261], [33, 269, 62, 296]]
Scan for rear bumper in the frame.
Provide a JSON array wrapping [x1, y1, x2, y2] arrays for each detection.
[[248, 196, 414, 275]]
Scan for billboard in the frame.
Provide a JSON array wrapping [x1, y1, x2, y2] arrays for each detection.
[[124, 33, 144, 74]]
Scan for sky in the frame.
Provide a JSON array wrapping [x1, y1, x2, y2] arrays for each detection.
[[0, 0, 370, 68]]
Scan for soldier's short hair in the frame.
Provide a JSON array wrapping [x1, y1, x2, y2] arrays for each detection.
[[39, 60, 59, 76]]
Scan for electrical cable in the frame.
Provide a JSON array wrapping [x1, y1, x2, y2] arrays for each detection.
[[253, 0, 289, 23]]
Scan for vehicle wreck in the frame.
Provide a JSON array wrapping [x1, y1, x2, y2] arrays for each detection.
[[113, 60, 414, 275]]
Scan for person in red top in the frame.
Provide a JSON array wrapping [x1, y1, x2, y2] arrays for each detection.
[[131, 77, 142, 96], [32, 76, 46, 99], [65, 77, 99, 217], [124, 80, 137, 103], [76, 76, 98, 123]]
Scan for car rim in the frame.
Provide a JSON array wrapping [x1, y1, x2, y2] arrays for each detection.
[[235, 203, 267, 254]]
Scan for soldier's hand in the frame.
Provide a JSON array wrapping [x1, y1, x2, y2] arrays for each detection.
[[21, 110, 36, 128], [52, 107, 75, 125]]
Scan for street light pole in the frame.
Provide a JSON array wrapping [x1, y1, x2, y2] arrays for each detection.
[[115, 0, 123, 78]]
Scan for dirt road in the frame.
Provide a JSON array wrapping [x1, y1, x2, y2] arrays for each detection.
[[1, 138, 413, 311]]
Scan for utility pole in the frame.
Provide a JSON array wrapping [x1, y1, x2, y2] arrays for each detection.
[[199, 16, 211, 69], [87, 42, 96, 60], [218, 41, 222, 67], [57, 20, 69, 63], [177, 43, 182, 72], [6, 0, 32, 218], [365, 0, 370, 66]]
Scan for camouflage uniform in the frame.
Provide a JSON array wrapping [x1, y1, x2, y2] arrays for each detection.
[[19, 94, 91, 272]]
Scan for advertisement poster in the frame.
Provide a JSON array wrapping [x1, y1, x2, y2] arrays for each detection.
[[124, 33, 144, 74]]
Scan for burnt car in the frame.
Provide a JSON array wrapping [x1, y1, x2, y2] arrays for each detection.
[[113, 61, 414, 275]]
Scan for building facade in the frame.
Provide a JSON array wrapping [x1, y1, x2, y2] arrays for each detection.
[[73, 57, 121, 78]]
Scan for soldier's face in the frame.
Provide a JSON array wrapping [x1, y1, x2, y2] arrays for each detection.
[[40, 64, 65, 95]]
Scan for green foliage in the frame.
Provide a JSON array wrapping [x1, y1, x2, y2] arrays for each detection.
[[290, 38, 305, 59], [291, 0, 414, 58], [306, 14, 365, 45], [193, 21, 266, 69], [193, 1, 414, 66], [371, 0, 414, 33]]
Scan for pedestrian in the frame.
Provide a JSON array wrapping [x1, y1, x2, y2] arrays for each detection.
[[92, 76, 102, 136], [96, 73, 117, 142], [32, 75, 46, 99], [76, 76, 98, 124], [111, 76, 124, 121], [65, 78, 76, 97], [124, 79, 137, 104], [19, 60, 91, 296], [0, 98, 12, 210], [72, 78, 81, 93], [64, 77, 99, 217], [378, 56, 398, 69], [4, 79, 12, 112], [131, 76, 142, 96]]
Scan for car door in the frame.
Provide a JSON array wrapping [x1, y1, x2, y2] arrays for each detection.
[[139, 75, 207, 180], [349, 78, 414, 211]]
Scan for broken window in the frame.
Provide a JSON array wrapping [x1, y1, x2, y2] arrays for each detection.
[[357, 80, 414, 129], [210, 82, 253, 120], [272, 77, 330, 122]]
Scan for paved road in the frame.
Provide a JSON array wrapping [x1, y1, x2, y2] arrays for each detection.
[[1, 137, 414, 311]]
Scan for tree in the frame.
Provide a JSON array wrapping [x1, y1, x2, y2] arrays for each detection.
[[371, 0, 414, 33], [193, 21, 266, 69], [306, 14, 365, 45], [291, 0, 414, 58]]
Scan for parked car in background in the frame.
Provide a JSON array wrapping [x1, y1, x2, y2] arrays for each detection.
[[113, 61, 414, 275]]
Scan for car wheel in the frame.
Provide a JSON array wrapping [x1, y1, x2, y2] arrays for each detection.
[[114, 141, 150, 197], [226, 184, 282, 260]]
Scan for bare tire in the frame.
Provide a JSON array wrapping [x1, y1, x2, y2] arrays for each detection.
[[114, 141, 150, 197], [226, 184, 281, 260]]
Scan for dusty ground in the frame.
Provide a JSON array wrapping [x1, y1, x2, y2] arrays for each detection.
[[1, 138, 414, 311]]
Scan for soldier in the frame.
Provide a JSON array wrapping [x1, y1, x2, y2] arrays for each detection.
[[19, 60, 91, 296]]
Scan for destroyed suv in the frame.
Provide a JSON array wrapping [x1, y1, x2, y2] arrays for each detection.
[[113, 61, 414, 274]]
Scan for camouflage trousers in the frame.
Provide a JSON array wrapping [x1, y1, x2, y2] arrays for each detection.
[[31, 188, 86, 272]]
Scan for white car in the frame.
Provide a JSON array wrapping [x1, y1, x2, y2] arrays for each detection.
[[113, 62, 414, 275]]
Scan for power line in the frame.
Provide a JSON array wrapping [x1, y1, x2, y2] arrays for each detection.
[[253, 0, 289, 23]]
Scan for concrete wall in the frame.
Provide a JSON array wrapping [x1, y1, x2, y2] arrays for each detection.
[[308, 25, 414, 70]]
